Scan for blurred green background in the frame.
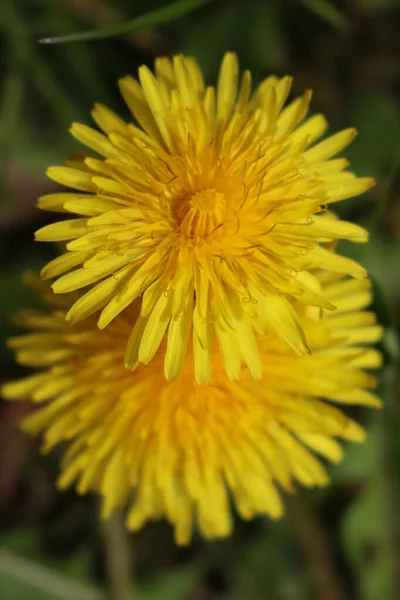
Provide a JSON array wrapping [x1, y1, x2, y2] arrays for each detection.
[[1, 0, 400, 599]]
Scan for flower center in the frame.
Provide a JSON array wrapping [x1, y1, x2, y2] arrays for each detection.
[[178, 189, 226, 238]]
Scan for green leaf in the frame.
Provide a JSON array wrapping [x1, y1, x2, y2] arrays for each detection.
[[38, 0, 213, 44], [370, 142, 400, 235], [179, 5, 246, 81], [346, 93, 400, 178], [8, 128, 76, 172], [1, 2, 83, 127], [295, 0, 351, 31], [134, 561, 204, 600], [39, 9, 113, 106], [333, 425, 379, 484], [341, 481, 389, 600], [247, 3, 286, 68], [0, 549, 103, 600], [338, 236, 400, 307], [0, 261, 47, 361], [0, 529, 94, 584], [237, 525, 310, 600], [370, 277, 399, 366], [180, 2, 285, 83], [0, 68, 24, 149]]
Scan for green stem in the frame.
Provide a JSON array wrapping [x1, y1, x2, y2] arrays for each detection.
[[38, 0, 213, 44], [102, 514, 134, 600], [288, 495, 347, 600]]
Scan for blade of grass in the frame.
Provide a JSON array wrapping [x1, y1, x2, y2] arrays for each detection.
[[295, 0, 351, 31], [38, 0, 213, 44], [0, 549, 104, 600], [50, 0, 167, 56]]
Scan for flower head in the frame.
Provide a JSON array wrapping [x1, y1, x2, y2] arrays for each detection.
[[2, 272, 382, 545], [36, 53, 374, 383]]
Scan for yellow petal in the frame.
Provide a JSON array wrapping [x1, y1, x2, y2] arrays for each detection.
[[41, 250, 89, 280], [299, 434, 343, 463], [193, 309, 214, 385], [311, 215, 369, 242], [46, 166, 96, 192], [70, 123, 119, 158], [139, 293, 172, 364], [66, 265, 134, 323], [38, 193, 84, 213], [63, 197, 122, 216], [217, 52, 239, 122], [91, 103, 127, 135], [52, 267, 105, 294], [118, 75, 161, 143], [124, 316, 147, 371], [290, 113, 328, 147], [164, 290, 193, 380], [326, 177, 375, 204], [214, 320, 241, 381], [304, 128, 357, 162], [35, 219, 88, 242], [138, 66, 174, 150], [235, 315, 262, 380], [258, 294, 310, 355], [275, 90, 312, 140]]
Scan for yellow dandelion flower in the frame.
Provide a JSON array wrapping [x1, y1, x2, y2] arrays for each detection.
[[35, 53, 374, 383], [2, 272, 382, 545]]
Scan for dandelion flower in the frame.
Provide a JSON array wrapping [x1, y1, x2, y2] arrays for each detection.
[[2, 272, 382, 545], [35, 53, 374, 383]]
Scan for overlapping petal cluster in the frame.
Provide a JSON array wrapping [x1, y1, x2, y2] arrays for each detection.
[[3, 272, 382, 544], [35, 53, 374, 383], [2, 54, 382, 543]]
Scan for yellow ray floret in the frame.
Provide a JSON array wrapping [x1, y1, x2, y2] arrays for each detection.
[[35, 53, 374, 383], [2, 273, 382, 545]]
